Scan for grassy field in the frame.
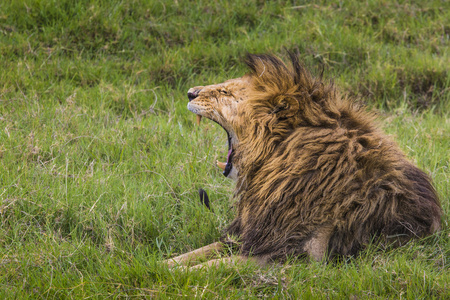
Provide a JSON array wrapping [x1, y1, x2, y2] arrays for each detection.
[[0, 0, 449, 298]]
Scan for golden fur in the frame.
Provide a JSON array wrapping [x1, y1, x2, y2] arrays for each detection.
[[174, 53, 442, 267]]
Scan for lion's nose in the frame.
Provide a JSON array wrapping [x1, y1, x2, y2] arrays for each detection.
[[187, 88, 200, 101]]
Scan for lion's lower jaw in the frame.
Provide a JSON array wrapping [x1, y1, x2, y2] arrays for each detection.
[[226, 165, 238, 181]]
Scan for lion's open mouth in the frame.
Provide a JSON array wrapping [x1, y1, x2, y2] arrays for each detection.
[[196, 114, 234, 177], [222, 132, 234, 177]]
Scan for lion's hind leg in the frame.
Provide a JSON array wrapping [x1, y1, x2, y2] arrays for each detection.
[[164, 242, 223, 268], [303, 224, 334, 262]]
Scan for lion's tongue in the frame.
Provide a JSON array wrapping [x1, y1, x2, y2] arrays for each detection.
[[216, 147, 233, 171], [226, 147, 232, 161]]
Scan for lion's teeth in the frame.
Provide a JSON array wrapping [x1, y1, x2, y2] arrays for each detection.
[[196, 115, 202, 125], [217, 161, 226, 171]]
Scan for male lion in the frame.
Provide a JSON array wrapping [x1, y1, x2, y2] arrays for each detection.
[[166, 53, 442, 268]]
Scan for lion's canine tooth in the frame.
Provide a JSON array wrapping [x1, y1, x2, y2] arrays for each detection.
[[217, 161, 226, 171], [196, 114, 202, 125]]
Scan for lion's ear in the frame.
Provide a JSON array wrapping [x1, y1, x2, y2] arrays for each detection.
[[271, 96, 299, 119]]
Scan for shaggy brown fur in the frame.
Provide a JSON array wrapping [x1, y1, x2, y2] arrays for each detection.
[[170, 52, 442, 267]]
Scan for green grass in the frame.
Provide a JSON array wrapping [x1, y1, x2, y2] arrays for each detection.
[[0, 0, 449, 298]]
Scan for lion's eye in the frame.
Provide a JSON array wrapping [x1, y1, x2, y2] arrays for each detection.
[[220, 89, 229, 95]]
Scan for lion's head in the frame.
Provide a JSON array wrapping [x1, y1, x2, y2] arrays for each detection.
[[187, 76, 251, 180]]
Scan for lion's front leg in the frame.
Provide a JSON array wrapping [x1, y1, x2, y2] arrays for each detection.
[[164, 242, 223, 268], [189, 255, 269, 270]]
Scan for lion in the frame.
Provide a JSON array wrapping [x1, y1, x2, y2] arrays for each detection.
[[165, 52, 442, 269]]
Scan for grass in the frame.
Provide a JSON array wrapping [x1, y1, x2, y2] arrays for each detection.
[[0, 0, 449, 298]]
